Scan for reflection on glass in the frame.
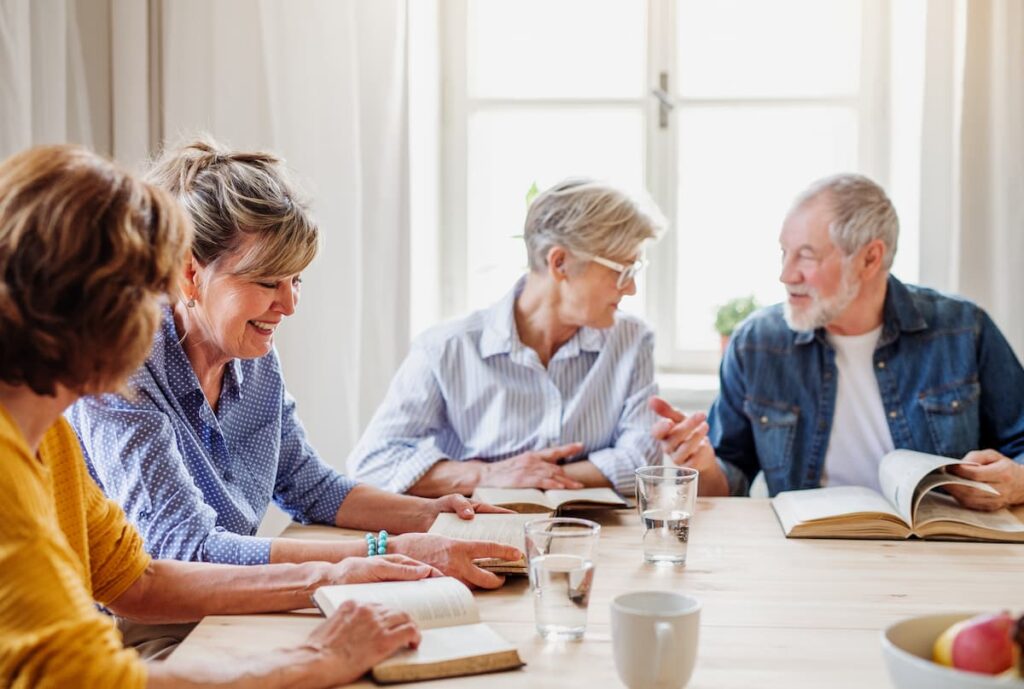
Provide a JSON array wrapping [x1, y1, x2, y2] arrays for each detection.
[[468, 0, 646, 99], [677, 0, 862, 98]]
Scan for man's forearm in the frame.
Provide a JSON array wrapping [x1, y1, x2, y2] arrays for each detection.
[[109, 559, 331, 625], [406, 460, 483, 498], [335, 483, 438, 532]]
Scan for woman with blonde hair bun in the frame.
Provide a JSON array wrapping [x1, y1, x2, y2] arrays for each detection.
[[0, 144, 436, 688], [69, 137, 518, 594]]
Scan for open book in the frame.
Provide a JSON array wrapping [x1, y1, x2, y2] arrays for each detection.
[[772, 449, 1024, 541], [472, 486, 627, 514], [311, 577, 523, 683], [428, 512, 538, 574]]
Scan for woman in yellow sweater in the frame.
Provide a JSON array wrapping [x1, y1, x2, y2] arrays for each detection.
[[0, 145, 434, 688]]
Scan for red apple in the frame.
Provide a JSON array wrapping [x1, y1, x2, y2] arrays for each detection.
[[933, 612, 1015, 675]]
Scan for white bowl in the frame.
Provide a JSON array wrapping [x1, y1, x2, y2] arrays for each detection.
[[882, 613, 1024, 689]]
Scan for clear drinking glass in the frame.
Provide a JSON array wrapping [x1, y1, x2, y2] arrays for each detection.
[[635, 466, 699, 565], [524, 517, 601, 640]]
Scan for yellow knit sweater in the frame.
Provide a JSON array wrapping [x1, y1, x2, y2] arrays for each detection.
[[0, 405, 150, 688]]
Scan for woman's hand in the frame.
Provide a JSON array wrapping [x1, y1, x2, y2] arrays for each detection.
[[947, 450, 1024, 510], [328, 554, 441, 585], [478, 444, 586, 489], [304, 601, 420, 686], [433, 493, 514, 518], [390, 534, 522, 589]]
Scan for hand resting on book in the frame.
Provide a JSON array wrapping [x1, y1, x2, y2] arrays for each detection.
[[303, 600, 421, 686], [947, 450, 1024, 511], [390, 534, 523, 589]]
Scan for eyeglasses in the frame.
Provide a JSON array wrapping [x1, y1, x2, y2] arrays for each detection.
[[590, 255, 648, 290]]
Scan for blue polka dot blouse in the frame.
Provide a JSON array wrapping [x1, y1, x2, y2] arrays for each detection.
[[67, 308, 357, 565]]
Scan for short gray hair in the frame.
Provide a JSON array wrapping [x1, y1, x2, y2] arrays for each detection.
[[793, 173, 899, 270], [524, 179, 665, 272]]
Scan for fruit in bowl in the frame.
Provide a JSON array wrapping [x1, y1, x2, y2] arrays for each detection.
[[932, 612, 1020, 677], [882, 613, 1024, 689]]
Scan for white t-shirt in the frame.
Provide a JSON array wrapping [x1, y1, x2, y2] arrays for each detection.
[[821, 326, 894, 492]]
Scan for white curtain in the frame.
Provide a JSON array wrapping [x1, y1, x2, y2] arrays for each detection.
[[0, 0, 412, 477], [161, 0, 411, 472], [0, 0, 110, 158], [919, 0, 1024, 358]]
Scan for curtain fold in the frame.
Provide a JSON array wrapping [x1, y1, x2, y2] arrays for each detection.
[[919, 0, 1024, 358], [161, 0, 411, 471]]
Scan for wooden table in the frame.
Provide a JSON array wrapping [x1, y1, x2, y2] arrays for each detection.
[[169, 498, 1021, 687]]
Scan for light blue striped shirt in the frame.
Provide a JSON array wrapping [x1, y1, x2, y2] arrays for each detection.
[[347, 278, 661, 494]]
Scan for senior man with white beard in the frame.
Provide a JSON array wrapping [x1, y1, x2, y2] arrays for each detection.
[[648, 173, 1024, 510]]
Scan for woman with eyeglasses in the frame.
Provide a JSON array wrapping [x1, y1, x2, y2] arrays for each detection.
[[348, 179, 665, 497]]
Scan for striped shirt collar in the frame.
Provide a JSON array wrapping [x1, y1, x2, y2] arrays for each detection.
[[479, 276, 607, 360]]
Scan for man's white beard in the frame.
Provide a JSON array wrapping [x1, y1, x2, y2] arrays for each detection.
[[784, 266, 860, 332]]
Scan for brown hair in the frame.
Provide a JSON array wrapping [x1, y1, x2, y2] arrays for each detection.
[[146, 136, 319, 282], [0, 145, 192, 395]]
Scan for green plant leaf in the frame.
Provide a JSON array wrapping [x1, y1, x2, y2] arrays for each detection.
[[714, 295, 760, 336], [525, 181, 540, 208]]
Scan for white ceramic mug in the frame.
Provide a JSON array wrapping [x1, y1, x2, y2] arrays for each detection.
[[611, 591, 701, 689]]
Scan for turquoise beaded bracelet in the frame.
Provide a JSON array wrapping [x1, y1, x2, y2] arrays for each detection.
[[364, 530, 389, 556]]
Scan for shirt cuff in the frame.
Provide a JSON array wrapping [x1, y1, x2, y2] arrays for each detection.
[[202, 529, 274, 565], [587, 448, 645, 496], [382, 444, 450, 494], [298, 475, 360, 525], [717, 457, 749, 496]]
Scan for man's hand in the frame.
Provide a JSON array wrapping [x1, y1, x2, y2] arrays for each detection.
[[649, 396, 730, 496], [478, 443, 586, 489], [305, 601, 421, 686], [329, 554, 441, 584], [649, 397, 716, 472], [390, 533, 523, 589], [946, 450, 1024, 511]]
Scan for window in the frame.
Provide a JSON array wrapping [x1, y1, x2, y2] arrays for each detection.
[[416, 0, 923, 371]]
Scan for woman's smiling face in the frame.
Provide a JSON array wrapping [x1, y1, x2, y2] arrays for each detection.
[[186, 234, 303, 361]]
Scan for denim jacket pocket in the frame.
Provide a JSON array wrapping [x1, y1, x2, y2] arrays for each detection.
[[918, 380, 981, 458], [742, 398, 799, 472]]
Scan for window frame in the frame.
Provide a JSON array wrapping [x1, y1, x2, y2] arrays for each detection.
[[438, 0, 892, 373]]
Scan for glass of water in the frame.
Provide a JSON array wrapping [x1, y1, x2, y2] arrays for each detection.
[[635, 465, 698, 565], [524, 517, 600, 641]]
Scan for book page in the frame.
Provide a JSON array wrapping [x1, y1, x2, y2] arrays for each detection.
[[374, 622, 518, 669], [772, 486, 903, 534], [545, 487, 627, 509], [428, 513, 535, 565], [909, 471, 998, 524], [877, 450, 966, 524], [314, 577, 479, 630], [914, 492, 1024, 534], [473, 487, 548, 510]]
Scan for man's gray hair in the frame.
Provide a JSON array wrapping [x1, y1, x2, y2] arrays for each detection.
[[793, 173, 899, 270], [524, 178, 665, 272]]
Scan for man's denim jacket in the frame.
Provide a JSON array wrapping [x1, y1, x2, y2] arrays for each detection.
[[710, 275, 1024, 496]]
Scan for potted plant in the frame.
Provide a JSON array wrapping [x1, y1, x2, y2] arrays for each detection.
[[714, 296, 759, 353]]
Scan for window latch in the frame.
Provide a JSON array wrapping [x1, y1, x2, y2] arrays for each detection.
[[651, 71, 674, 129]]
